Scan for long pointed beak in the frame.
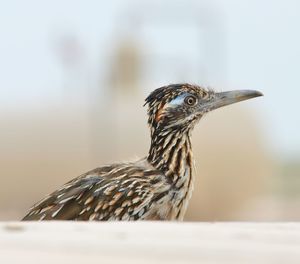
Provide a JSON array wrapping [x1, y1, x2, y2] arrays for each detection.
[[202, 90, 263, 111]]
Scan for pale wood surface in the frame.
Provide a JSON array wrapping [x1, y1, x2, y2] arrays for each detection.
[[0, 222, 299, 264]]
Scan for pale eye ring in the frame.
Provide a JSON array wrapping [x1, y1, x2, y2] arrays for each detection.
[[184, 95, 198, 106]]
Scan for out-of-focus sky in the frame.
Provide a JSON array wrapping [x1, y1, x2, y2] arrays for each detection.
[[0, 0, 299, 159]]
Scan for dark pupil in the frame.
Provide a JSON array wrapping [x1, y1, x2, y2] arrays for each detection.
[[188, 97, 194, 105]]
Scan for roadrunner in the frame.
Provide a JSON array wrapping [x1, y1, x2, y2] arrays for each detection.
[[23, 83, 262, 221]]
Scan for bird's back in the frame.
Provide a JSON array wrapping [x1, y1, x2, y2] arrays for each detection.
[[22, 159, 183, 221]]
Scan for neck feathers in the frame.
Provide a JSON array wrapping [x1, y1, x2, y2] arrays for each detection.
[[148, 127, 193, 182]]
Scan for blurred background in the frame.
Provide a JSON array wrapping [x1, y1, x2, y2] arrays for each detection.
[[0, 0, 299, 221]]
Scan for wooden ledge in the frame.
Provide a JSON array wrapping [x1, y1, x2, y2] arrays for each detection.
[[0, 222, 300, 263]]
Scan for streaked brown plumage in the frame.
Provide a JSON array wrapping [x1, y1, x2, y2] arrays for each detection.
[[22, 83, 262, 221]]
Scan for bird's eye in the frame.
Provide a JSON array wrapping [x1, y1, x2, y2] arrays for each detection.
[[184, 96, 197, 106]]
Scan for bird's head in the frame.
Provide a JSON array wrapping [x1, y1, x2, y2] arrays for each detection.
[[145, 83, 263, 134]]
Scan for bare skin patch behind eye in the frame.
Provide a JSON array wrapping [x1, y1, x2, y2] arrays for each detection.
[[168, 94, 187, 106]]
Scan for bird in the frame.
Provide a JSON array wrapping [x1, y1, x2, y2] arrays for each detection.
[[22, 83, 262, 221]]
